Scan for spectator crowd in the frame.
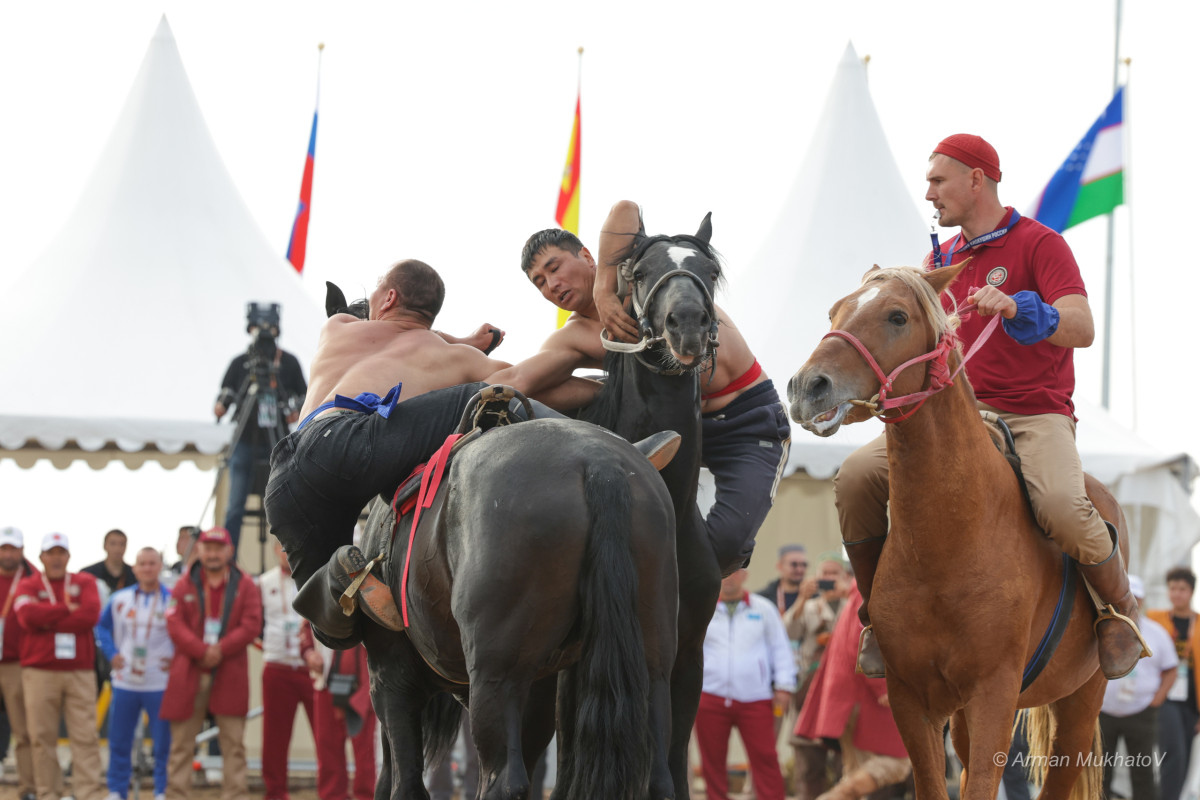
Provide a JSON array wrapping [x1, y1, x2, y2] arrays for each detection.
[[2, 521, 1200, 800]]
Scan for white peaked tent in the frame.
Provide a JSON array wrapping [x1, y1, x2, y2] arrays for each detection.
[[721, 43, 1199, 603], [0, 17, 324, 469]]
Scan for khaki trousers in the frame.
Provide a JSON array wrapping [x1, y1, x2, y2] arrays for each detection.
[[166, 674, 248, 800], [21, 667, 104, 800], [0, 660, 36, 796], [834, 407, 1111, 564]]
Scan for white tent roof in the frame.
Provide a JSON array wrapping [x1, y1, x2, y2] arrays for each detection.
[[0, 17, 323, 468]]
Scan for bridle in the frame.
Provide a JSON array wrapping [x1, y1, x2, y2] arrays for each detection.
[[822, 302, 1002, 423], [601, 249, 720, 377]]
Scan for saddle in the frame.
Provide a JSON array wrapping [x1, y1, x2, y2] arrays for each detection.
[[980, 411, 1034, 511], [351, 385, 534, 631]]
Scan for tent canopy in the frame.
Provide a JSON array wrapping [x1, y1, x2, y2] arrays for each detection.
[[0, 17, 324, 468]]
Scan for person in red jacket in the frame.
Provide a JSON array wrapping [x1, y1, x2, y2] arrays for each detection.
[[161, 527, 262, 800], [12, 532, 103, 800], [0, 525, 39, 800]]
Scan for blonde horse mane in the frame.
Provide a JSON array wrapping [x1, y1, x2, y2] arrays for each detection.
[[861, 266, 964, 345]]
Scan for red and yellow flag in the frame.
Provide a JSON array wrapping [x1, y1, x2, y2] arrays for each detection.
[[554, 86, 581, 328]]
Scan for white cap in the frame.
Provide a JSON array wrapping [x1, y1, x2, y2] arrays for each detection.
[[1129, 575, 1145, 599], [40, 532, 70, 553], [0, 526, 22, 548]]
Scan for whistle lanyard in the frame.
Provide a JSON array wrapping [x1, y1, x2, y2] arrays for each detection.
[[0, 571, 21, 619], [40, 572, 70, 603], [931, 209, 1022, 268], [132, 589, 161, 649]]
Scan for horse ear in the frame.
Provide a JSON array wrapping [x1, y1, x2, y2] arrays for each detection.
[[325, 281, 349, 318], [860, 264, 883, 282], [923, 259, 970, 296], [695, 212, 713, 244]]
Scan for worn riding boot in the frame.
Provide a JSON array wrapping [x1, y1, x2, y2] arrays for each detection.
[[633, 430, 681, 471], [845, 536, 887, 678], [1079, 521, 1152, 679], [293, 562, 364, 649], [329, 544, 404, 632]]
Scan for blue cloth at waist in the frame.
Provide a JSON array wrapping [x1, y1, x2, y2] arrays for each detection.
[[297, 381, 403, 431]]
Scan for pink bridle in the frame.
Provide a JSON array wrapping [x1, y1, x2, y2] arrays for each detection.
[[821, 303, 1002, 423]]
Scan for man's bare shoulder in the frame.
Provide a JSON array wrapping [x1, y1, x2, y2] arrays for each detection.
[[543, 315, 604, 362]]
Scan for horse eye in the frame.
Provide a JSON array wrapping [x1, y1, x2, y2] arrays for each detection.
[[633, 271, 645, 283], [889, 311, 908, 326]]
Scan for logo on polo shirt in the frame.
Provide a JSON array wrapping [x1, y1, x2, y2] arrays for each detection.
[[986, 267, 1008, 287]]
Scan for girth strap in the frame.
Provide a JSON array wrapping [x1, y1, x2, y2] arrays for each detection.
[[1021, 553, 1076, 692]]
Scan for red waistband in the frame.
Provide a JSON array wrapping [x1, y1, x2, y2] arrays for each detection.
[[701, 359, 762, 402]]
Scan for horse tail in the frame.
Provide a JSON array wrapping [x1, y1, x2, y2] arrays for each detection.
[[421, 690, 463, 771], [565, 461, 651, 800], [1018, 707, 1102, 800]]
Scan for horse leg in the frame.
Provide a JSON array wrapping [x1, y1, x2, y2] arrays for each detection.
[[949, 708, 970, 789], [886, 681, 951, 800], [548, 669, 577, 800], [520, 676, 557, 797], [471, 677, 533, 800], [668, 637, 705, 800], [363, 628, 441, 800], [958, 691, 1021, 800], [1032, 670, 1106, 800]]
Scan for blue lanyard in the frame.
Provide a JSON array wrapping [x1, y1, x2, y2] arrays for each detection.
[[931, 209, 1021, 268]]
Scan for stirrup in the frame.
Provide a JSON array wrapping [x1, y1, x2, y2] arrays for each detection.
[[455, 384, 535, 434], [339, 552, 404, 632]]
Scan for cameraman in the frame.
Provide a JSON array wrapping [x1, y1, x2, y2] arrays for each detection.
[[215, 305, 307, 553]]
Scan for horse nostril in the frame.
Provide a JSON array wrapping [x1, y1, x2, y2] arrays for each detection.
[[806, 373, 831, 400], [665, 312, 677, 330]]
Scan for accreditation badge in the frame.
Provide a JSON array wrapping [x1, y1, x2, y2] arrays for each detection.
[[203, 618, 221, 646], [128, 645, 149, 685], [54, 633, 76, 660]]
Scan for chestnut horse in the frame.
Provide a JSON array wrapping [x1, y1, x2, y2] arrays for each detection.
[[787, 262, 1119, 800]]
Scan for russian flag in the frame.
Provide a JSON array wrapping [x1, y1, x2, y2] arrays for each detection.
[[286, 111, 318, 274], [1028, 87, 1124, 234]]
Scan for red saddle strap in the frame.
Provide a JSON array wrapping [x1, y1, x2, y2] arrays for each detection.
[[400, 434, 462, 628]]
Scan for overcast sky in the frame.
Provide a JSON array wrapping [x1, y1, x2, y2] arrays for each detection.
[[1, 0, 1196, 565]]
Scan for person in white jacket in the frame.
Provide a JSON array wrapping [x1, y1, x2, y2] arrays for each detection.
[[696, 567, 798, 800]]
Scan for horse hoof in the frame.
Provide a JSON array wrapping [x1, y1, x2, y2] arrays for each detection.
[[634, 430, 681, 471]]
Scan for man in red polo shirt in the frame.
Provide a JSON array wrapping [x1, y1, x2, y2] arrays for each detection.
[[13, 532, 103, 800], [835, 134, 1145, 681], [161, 527, 261, 800]]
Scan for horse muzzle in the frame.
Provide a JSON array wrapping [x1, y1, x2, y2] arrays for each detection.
[[788, 366, 860, 436]]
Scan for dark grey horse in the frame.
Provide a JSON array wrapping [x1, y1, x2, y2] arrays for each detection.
[[578, 213, 723, 800]]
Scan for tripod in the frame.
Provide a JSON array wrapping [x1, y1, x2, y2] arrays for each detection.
[[213, 347, 292, 572]]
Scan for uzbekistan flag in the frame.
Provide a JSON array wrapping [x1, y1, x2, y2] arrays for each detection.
[[1028, 87, 1125, 233], [286, 110, 318, 274], [554, 92, 581, 327]]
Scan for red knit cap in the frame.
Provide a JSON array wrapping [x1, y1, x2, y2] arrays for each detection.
[[933, 134, 1002, 182]]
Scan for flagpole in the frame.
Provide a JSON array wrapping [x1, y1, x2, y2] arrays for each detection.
[[1124, 59, 1137, 431], [1101, 0, 1122, 409]]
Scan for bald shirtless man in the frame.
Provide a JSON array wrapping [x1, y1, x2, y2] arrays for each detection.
[[266, 259, 520, 646], [494, 201, 791, 576]]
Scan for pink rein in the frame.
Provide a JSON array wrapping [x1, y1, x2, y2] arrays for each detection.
[[821, 303, 1002, 423]]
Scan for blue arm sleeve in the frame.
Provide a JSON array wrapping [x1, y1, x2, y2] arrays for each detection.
[[1002, 290, 1060, 345], [96, 600, 117, 659]]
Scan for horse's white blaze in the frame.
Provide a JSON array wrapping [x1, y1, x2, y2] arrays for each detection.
[[854, 287, 881, 308], [667, 246, 695, 268]]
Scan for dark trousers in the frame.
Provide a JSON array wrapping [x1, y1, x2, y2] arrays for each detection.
[[266, 382, 491, 584], [225, 436, 272, 552], [1159, 699, 1198, 800], [1101, 706, 1161, 800], [700, 380, 790, 575]]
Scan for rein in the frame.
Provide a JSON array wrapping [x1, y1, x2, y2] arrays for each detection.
[[823, 303, 1002, 423], [600, 258, 719, 376]]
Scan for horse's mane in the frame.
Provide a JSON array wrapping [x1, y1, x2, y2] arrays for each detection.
[[580, 348, 633, 432], [863, 266, 962, 344]]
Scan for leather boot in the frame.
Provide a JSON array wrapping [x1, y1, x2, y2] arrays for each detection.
[[1079, 521, 1151, 679], [845, 536, 887, 678], [293, 563, 364, 649], [329, 545, 404, 632], [633, 430, 681, 471]]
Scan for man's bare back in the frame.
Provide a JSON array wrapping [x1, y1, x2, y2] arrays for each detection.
[[301, 315, 509, 419]]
